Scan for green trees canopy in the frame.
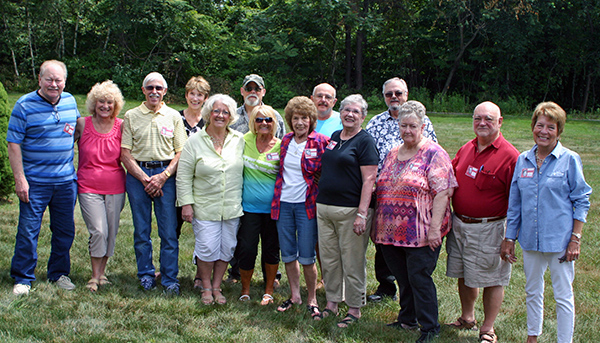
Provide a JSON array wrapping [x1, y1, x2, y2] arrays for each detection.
[[1, 0, 598, 112]]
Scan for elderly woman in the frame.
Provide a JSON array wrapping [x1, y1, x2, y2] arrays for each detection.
[[501, 102, 592, 343], [74, 80, 126, 292], [237, 105, 281, 305], [315, 94, 378, 327], [177, 76, 211, 289], [373, 101, 457, 342], [271, 96, 329, 317], [176, 94, 244, 305]]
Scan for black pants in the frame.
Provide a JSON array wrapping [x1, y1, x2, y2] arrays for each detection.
[[381, 244, 441, 334], [374, 243, 397, 295], [235, 212, 280, 271]]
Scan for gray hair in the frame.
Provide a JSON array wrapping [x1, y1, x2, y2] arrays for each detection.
[[143, 72, 168, 89], [40, 60, 67, 79], [312, 83, 337, 98], [339, 94, 368, 118], [382, 77, 407, 95], [398, 100, 426, 125], [201, 94, 239, 127]]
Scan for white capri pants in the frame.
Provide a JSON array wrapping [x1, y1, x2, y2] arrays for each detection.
[[193, 218, 240, 262], [78, 192, 126, 257], [523, 249, 575, 343]]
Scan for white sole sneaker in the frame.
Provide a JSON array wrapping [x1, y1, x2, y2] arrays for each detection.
[[55, 275, 76, 290], [13, 284, 31, 296]]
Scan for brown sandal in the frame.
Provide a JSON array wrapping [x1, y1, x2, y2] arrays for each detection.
[[446, 317, 478, 331], [86, 278, 99, 292], [479, 331, 497, 343]]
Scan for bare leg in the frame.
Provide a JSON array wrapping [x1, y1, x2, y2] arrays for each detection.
[[212, 260, 229, 303], [449, 278, 479, 324], [285, 261, 302, 304], [526, 336, 538, 343], [480, 285, 504, 334], [90, 257, 103, 280], [303, 263, 318, 307], [198, 257, 215, 302], [194, 264, 203, 288]]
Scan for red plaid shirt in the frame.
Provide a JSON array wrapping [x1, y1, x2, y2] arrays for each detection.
[[271, 130, 330, 220]]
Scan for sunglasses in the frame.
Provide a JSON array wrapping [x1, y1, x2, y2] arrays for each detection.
[[245, 85, 262, 92], [145, 85, 164, 91], [384, 90, 404, 98], [255, 117, 274, 123]]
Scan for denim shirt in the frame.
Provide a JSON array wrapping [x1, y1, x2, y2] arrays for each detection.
[[506, 142, 592, 252]]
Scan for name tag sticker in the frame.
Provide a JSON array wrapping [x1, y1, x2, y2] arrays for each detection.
[[521, 168, 535, 178], [160, 126, 174, 138], [466, 165, 478, 179], [410, 162, 422, 171], [63, 123, 75, 135], [305, 148, 318, 159], [266, 153, 280, 161], [326, 141, 337, 150]]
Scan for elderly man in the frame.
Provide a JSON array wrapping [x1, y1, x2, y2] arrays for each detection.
[[311, 83, 342, 137], [365, 77, 438, 303], [121, 72, 186, 295], [445, 101, 519, 343], [7, 60, 79, 295], [230, 74, 286, 138]]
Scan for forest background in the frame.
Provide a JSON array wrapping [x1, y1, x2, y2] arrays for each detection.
[[1, 0, 599, 115]]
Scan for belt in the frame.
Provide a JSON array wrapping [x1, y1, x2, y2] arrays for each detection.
[[137, 160, 172, 169], [455, 213, 506, 224]]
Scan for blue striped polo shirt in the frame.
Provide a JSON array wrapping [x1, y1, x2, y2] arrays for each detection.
[[6, 90, 80, 183]]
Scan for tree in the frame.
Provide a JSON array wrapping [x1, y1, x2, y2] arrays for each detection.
[[0, 81, 14, 200]]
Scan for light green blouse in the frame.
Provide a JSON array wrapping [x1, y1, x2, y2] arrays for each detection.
[[176, 128, 244, 221]]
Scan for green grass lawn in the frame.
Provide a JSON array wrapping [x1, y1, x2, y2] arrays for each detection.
[[1, 95, 599, 342]]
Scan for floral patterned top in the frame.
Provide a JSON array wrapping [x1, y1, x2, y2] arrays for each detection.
[[374, 139, 457, 248]]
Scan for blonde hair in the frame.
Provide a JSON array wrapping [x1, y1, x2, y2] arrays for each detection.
[[249, 105, 279, 136], [185, 76, 210, 97], [531, 101, 566, 136], [86, 80, 125, 118]]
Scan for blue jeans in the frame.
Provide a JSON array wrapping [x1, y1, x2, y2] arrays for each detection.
[[11, 180, 77, 285], [126, 167, 179, 287], [381, 244, 441, 334], [277, 202, 317, 265]]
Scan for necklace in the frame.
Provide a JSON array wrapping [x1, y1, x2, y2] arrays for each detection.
[[209, 134, 225, 149], [535, 149, 544, 166], [338, 139, 347, 150]]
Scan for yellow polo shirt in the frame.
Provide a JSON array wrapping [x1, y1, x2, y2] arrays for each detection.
[[121, 102, 186, 161]]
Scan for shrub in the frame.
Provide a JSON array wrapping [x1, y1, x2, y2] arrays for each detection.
[[0, 81, 15, 200]]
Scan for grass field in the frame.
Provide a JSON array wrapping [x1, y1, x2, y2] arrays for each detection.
[[1, 94, 599, 342]]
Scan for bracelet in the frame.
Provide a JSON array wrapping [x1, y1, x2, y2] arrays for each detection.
[[505, 238, 516, 242], [356, 213, 367, 220], [570, 239, 580, 244], [163, 170, 171, 178], [571, 232, 581, 239]]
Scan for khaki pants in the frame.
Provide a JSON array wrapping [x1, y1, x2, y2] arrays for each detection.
[[316, 203, 372, 308]]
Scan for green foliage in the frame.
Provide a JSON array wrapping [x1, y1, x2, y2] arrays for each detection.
[[0, 82, 14, 199]]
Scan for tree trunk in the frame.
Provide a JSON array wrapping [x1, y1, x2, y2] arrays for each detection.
[[582, 72, 591, 113], [73, 16, 79, 56], [27, 9, 35, 79], [345, 22, 352, 88], [442, 25, 480, 96], [355, 29, 364, 90]]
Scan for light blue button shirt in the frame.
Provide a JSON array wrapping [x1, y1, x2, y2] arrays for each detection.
[[506, 141, 592, 252]]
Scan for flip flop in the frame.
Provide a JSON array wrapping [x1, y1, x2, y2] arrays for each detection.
[[479, 332, 498, 343], [307, 305, 321, 320], [277, 298, 295, 312], [337, 313, 359, 328], [446, 317, 478, 331], [260, 294, 274, 306], [239, 294, 251, 302], [99, 275, 111, 286], [193, 277, 203, 289], [321, 308, 338, 318], [86, 278, 99, 292]]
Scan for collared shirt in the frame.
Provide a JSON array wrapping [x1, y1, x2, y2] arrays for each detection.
[[506, 142, 592, 252], [366, 110, 437, 172], [6, 90, 80, 183], [121, 102, 186, 161], [315, 110, 343, 138], [230, 105, 287, 139], [176, 128, 245, 221], [271, 131, 330, 220], [452, 133, 520, 218]]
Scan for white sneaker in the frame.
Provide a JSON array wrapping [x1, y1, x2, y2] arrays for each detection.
[[13, 284, 31, 296], [55, 275, 76, 290]]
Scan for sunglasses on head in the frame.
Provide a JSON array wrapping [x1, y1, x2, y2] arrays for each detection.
[[384, 90, 404, 98], [255, 117, 274, 123], [145, 85, 164, 91]]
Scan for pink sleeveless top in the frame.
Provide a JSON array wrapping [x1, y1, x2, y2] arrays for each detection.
[[77, 116, 126, 194]]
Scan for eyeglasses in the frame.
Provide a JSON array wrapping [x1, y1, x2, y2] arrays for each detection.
[[245, 85, 262, 92], [315, 93, 334, 101], [145, 85, 164, 91], [384, 91, 404, 98], [341, 108, 361, 115], [255, 117, 274, 123], [52, 105, 60, 123], [212, 109, 230, 116]]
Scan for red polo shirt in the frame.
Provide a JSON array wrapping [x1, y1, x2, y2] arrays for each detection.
[[452, 133, 519, 218]]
